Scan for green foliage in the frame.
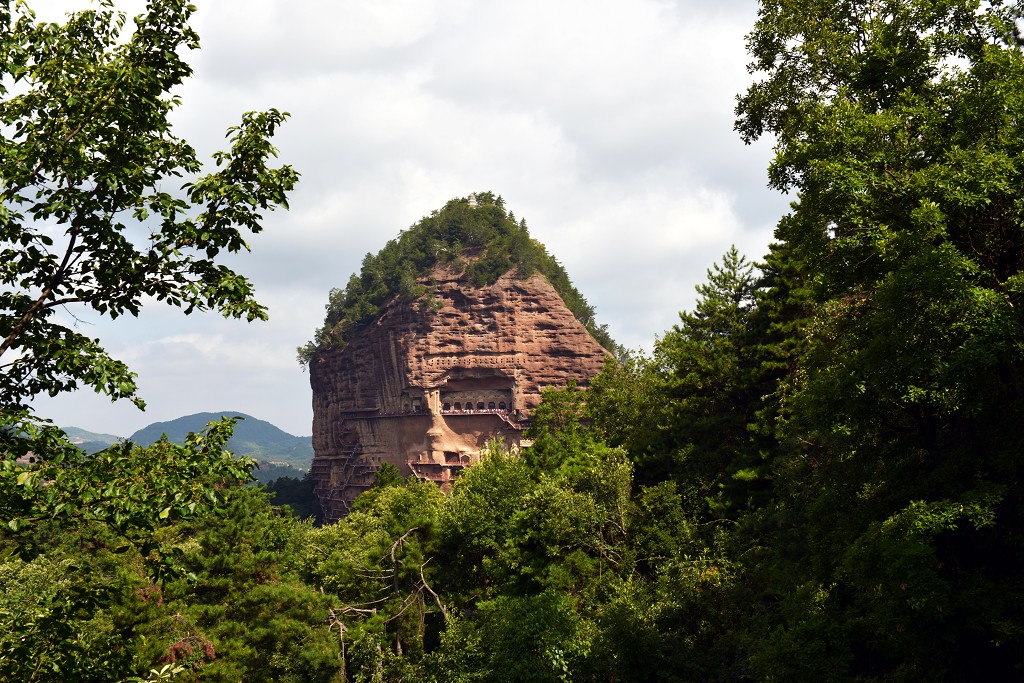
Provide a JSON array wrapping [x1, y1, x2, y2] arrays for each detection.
[[436, 591, 597, 683], [732, 0, 1024, 677], [585, 353, 657, 455], [742, 239, 814, 458], [301, 192, 616, 362], [151, 487, 343, 683], [524, 381, 595, 472], [426, 438, 642, 680], [0, 529, 143, 682], [263, 472, 323, 524], [0, 419, 257, 682], [586, 247, 775, 518], [650, 247, 762, 510], [0, 2, 298, 680], [367, 461, 405, 491], [2, 417, 253, 544], [299, 479, 444, 681], [0, 0, 296, 417]]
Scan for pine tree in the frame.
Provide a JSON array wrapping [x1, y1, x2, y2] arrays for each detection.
[[645, 247, 762, 516]]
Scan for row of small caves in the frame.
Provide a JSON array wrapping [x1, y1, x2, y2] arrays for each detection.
[[384, 390, 517, 421], [312, 367, 598, 521]]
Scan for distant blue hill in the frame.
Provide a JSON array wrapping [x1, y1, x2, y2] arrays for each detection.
[[63, 426, 123, 454], [126, 412, 313, 471]]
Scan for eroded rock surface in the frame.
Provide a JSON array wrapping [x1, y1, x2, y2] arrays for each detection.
[[309, 266, 609, 520]]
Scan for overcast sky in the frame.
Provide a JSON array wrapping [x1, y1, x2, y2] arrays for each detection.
[[29, 0, 790, 438]]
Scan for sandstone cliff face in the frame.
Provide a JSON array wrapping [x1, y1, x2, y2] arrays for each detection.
[[309, 266, 609, 520]]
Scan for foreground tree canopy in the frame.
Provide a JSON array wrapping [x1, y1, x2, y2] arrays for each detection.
[[1, 2, 297, 679], [5, 0, 1024, 680], [728, 0, 1024, 676], [0, 0, 297, 418]]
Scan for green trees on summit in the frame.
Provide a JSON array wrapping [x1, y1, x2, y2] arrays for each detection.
[[300, 192, 616, 362]]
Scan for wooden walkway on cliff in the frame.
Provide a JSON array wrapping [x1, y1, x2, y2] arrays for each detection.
[[336, 406, 530, 431]]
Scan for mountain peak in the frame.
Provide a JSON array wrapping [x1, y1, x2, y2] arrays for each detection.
[[127, 412, 312, 470], [307, 195, 612, 520], [300, 192, 615, 363]]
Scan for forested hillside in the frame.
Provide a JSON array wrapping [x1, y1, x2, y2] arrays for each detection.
[[128, 412, 314, 472], [4, 0, 1024, 680], [62, 426, 122, 454]]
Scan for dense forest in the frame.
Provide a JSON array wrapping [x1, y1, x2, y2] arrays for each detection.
[[4, 0, 1024, 681]]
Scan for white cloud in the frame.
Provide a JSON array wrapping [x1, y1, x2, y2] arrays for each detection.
[[25, 0, 790, 437]]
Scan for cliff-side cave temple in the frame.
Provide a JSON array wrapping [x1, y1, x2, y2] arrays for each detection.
[[309, 267, 608, 521]]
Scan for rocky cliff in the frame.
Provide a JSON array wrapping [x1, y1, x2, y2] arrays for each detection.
[[309, 263, 609, 520]]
